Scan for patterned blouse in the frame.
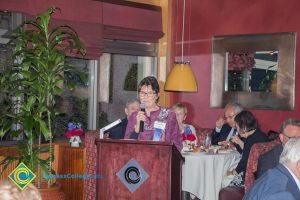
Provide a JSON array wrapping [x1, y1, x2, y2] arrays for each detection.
[[124, 107, 183, 151]]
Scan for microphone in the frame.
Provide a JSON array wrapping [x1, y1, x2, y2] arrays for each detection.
[[139, 103, 145, 132]]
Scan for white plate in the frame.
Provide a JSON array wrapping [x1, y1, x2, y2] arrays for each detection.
[[218, 149, 233, 154]]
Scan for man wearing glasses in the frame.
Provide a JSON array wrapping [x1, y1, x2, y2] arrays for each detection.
[[244, 137, 300, 200], [256, 118, 300, 178], [211, 102, 243, 146]]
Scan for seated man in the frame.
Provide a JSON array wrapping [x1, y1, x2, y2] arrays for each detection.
[[105, 99, 139, 139], [256, 118, 300, 178], [244, 137, 300, 200], [211, 102, 243, 146]]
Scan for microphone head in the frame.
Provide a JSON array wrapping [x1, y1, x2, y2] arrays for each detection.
[[140, 103, 145, 111]]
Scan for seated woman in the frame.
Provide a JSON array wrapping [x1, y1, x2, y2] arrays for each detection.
[[171, 103, 197, 148], [124, 76, 183, 151], [227, 110, 269, 187]]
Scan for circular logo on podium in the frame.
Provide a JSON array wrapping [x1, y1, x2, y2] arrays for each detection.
[[125, 166, 141, 184]]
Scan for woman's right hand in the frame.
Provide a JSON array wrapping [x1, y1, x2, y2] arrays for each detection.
[[135, 111, 146, 133]]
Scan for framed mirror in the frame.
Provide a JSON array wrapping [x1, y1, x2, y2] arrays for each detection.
[[210, 32, 296, 110]]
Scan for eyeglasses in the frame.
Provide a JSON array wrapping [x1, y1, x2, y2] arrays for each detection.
[[175, 112, 186, 116], [139, 91, 156, 98], [282, 132, 293, 139], [224, 113, 236, 120]]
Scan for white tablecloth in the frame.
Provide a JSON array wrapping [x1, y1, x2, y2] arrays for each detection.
[[182, 150, 241, 200]]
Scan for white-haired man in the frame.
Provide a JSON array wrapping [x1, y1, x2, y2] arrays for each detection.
[[244, 137, 300, 200], [211, 103, 244, 152]]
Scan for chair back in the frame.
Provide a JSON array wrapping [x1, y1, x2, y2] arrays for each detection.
[[267, 130, 280, 141], [219, 186, 244, 200], [244, 138, 281, 192]]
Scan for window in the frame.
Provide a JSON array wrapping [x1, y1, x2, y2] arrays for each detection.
[[97, 40, 157, 128], [98, 53, 157, 127]]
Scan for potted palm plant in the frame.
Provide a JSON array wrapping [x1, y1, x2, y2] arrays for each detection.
[[0, 7, 85, 196]]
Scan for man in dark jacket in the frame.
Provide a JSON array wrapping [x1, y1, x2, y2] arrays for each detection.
[[244, 137, 300, 200], [211, 102, 243, 145], [256, 118, 300, 178], [105, 99, 139, 139]]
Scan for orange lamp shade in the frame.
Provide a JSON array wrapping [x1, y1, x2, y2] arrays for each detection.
[[164, 63, 198, 92]]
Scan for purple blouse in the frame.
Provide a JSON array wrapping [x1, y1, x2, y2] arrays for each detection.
[[124, 107, 183, 151]]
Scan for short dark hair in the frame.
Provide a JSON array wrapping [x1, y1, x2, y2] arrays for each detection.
[[137, 76, 160, 94], [234, 110, 258, 132]]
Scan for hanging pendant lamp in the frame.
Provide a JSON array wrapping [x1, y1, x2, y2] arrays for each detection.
[[164, 61, 197, 92], [164, 0, 197, 92]]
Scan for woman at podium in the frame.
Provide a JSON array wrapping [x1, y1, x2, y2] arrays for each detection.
[[124, 76, 183, 151]]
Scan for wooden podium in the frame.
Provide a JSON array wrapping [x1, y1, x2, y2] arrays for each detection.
[[95, 139, 184, 200]]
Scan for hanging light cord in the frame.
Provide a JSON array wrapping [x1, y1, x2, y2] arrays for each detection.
[[188, 0, 191, 61], [181, 0, 186, 63]]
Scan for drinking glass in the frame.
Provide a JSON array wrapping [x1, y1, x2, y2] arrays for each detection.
[[203, 134, 211, 148]]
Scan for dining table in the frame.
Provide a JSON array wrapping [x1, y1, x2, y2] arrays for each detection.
[[182, 148, 241, 200]]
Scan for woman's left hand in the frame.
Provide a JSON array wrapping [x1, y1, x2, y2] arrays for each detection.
[[231, 135, 244, 149]]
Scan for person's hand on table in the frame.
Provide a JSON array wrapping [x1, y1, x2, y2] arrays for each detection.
[[218, 140, 236, 149], [227, 169, 237, 176], [218, 140, 230, 146]]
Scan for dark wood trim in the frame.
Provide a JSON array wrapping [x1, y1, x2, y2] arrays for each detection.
[[94, 0, 162, 11], [103, 39, 157, 57]]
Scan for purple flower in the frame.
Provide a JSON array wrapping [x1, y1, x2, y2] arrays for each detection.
[[184, 126, 192, 137], [67, 122, 76, 131], [76, 123, 82, 129]]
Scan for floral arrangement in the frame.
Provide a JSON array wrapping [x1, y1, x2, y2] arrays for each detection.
[[65, 122, 84, 138], [228, 52, 256, 71], [181, 125, 196, 142]]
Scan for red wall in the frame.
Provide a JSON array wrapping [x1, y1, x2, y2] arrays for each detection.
[[170, 0, 300, 132], [0, 0, 163, 59]]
